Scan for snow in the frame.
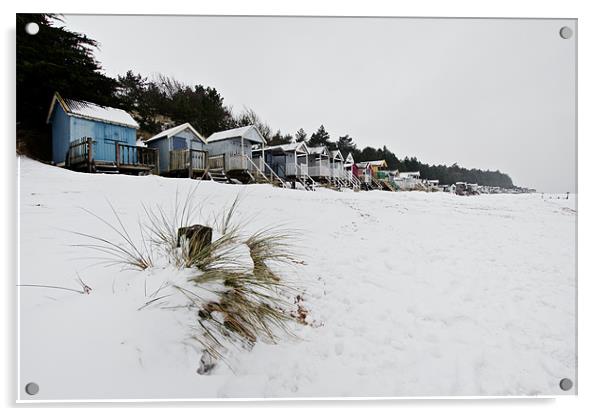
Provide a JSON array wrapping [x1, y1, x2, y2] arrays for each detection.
[[146, 123, 206, 143], [60, 97, 139, 128], [18, 157, 576, 400], [206, 125, 265, 144]]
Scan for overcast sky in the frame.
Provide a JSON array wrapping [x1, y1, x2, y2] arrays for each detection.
[[62, 15, 576, 193]]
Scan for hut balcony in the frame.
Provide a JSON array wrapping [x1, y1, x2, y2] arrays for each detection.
[[208, 153, 253, 172], [168, 148, 207, 173], [66, 138, 158, 174], [115, 143, 158, 172], [309, 160, 331, 177], [331, 166, 345, 179], [285, 162, 308, 177]]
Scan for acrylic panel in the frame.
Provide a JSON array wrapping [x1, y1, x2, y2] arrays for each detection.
[[16, 15, 577, 401]]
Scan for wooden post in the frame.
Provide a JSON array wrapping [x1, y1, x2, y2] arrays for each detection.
[[241, 136, 245, 170], [87, 137, 93, 173], [188, 149, 193, 178], [115, 142, 121, 167], [155, 148, 160, 175], [261, 143, 265, 172]]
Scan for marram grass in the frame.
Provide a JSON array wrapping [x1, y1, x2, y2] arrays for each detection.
[[74, 190, 303, 367]]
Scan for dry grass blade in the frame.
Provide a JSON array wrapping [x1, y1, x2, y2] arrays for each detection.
[[245, 226, 299, 280], [69, 190, 305, 371]]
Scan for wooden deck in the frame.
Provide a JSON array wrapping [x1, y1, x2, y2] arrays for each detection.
[[168, 149, 207, 178], [66, 138, 158, 174]]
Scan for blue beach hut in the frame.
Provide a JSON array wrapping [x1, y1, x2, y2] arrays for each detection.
[[46, 92, 156, 173]]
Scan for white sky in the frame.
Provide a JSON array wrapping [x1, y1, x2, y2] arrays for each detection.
[[62, 15, 576, 192]]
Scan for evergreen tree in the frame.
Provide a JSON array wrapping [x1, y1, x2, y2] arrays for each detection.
[[336, 135, 356, 155], [353, 147, 513, 187], [268, 130, 293, 146], [116, 71, 147, 112], [308, 125, 332, 148], [124, 74, 234, 136], [17, 13, 119, 158], [295, 128, 307, 143]]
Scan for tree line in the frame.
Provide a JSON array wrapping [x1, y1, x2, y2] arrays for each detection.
[[16, 14, 514, 188]]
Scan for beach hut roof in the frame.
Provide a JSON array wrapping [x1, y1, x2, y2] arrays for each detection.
[[329, 149, 344, 161], [146, 122, 206, 143], [307, 146, 330, 157], [344, 153, 355, 164], [264, 141, 309, 154], [364, 159, 388, 168], [398, 171, 421, 178], [46, 92, 139, 129], [206, 125, 267, 144]]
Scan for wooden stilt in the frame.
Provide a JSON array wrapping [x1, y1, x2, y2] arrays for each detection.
[[86, 137, 93, 173]]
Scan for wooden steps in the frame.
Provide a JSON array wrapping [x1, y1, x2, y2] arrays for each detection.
[[93, 162, 120, 174], [208, 168, 229, 184]]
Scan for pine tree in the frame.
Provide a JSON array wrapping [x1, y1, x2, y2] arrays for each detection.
[[308, 125, 332, 148], [17, 13, 119, 158], [116, 71, 147, 112], [295, 128, 307, 143], [336, 134, 356, 155], [268, 130, 293, 146]]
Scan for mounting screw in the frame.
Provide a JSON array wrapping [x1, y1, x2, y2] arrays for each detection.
[[25, 22, 40, 35], [559, 378, 573, 391], [24, 382, 39, 395], [559, 26, 573, 39]]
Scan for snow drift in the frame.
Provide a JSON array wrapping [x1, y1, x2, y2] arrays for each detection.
[[17, 157, 576, 400]]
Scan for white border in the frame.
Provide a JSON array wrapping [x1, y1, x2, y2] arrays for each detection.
[[3, 0, 601, 413]]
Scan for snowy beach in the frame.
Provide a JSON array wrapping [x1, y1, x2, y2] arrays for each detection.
[[18, 157, 576, 400]]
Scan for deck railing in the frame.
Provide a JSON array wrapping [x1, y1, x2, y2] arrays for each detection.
[[331, 167, 345, 178], [309, 163, 331, 177], [208, 154, 225, 170], [67, 137, 92, 167], [169, 149, 206, 172], [227, 154, 248, 171], [297, 163, 309, 176], [116, 143, 157, 168], [244, 155, 288, 188], [67, 139, 157, 173], [347, 170, 361, 188], [283, 162, 309, 177]]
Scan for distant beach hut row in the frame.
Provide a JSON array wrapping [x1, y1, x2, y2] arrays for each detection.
[[47, 93, 529, 194]]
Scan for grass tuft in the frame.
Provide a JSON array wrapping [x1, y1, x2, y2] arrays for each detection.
[[73, 190, 305, 369]]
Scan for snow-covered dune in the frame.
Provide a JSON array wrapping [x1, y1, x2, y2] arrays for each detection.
[[17, 157, 576, 400]]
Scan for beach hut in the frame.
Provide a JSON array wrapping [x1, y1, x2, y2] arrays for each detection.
[[257, 142, 315, 190], [343, 153, 362, 189], [394, 171, 421, 191], [145, 123, 207, 178], [364, 160, 388, 179], [307, 146, 332, 182], [344, 152, 355, 170], [329, 149, 345, 184], [46, 92, 156, 174], [467, 183, 480, 195], [360, 160, 392, 190], [260, 142, 309, 177], [206, 125, 267, 183], [356, 161, 373, 189], [425, 179, 440, 191], [455, 182, 468, 195]]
